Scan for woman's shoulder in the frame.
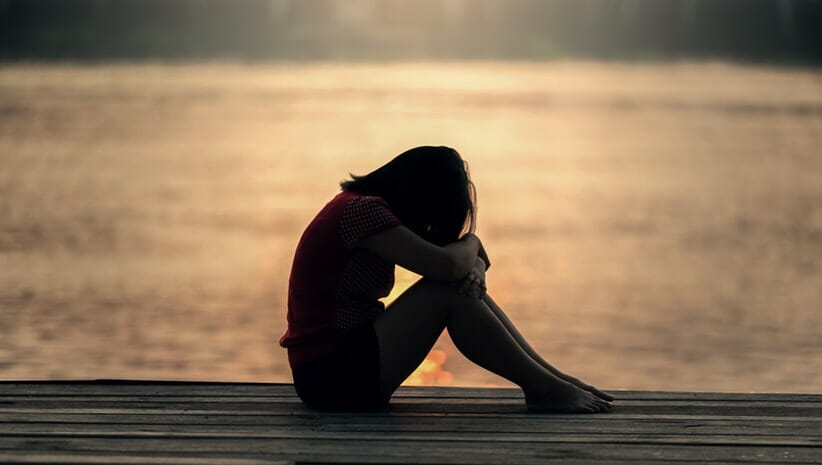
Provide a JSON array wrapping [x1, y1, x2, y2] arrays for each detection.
[[336, 191, 401, 248], [312, 191, 393, 226], [334, 190, 390, 210]]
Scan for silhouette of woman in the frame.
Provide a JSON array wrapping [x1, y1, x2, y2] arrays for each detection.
[[280, 146, 613, 412]]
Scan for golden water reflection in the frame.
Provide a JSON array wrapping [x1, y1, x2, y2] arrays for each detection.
[[1, 62, 820, 392]]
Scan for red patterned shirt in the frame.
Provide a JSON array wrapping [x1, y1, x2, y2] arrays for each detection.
[[279, 190, 402, 368]]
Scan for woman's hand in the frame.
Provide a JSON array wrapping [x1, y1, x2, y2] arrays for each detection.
[[455, 256, 487, 299]]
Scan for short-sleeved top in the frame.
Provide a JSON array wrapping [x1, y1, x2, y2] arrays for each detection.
[[279, 190, 402, 368]]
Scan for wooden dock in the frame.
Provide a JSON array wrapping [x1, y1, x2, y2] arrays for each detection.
[[1, 381, 820, 464]]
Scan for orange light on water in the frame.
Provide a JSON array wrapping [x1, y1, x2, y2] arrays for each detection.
[[402, 348, 453, 386]]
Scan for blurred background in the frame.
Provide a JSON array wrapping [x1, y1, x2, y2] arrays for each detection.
[[1, 0, 820, 393]]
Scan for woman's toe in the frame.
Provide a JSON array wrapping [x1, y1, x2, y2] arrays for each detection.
[[587, 404, 599, 413]]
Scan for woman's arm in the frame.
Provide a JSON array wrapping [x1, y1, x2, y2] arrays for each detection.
[[359, 226, 480, 282], [477, 241, 491, 270]]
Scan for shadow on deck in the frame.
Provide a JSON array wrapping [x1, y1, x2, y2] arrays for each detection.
[[1, 381, 820, 464]]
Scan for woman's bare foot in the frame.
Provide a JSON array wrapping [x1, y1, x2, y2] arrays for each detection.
[[525, 380, 612, 414], [564, 376, 615, 402]]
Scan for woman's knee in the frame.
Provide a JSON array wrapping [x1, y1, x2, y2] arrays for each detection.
[[413, 277, 456, 298], [411, 278, 477, 313]]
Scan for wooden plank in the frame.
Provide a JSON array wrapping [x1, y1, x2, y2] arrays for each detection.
[[0, 451, 289, 465], [3, 416, 819, 436], [0, 454, 802, 465], [1, 408, 818, 423], [2, 411, 815, 426], [2, 428, 819, 446], [2, 401, 820, 418], [0, 383, 287, 398], [1, 383, 818, 402], [0, 398, 822, 421], [0, 451, 797, 465], [0, 437, 819, 464], [2, 389, 819, 406], [397, 387, 822, 403], [3, 397, 821, 415], [3, 395, 821, 410]]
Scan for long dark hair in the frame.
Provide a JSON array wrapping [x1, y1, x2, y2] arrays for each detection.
[[340, 146, 476, 246]]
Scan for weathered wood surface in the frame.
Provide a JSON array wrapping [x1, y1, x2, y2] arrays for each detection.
[[0, 381, 820, 465]]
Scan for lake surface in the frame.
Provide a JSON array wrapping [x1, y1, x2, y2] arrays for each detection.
[[1, 61, 820, 392]]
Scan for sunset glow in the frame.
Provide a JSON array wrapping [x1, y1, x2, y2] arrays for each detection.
[[403, 349, 454, 387], [1, 62, 820, 392]]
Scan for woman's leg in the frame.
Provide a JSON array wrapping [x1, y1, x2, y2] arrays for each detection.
[[373, 278, 610, 413], [481, 294, 614, 401]]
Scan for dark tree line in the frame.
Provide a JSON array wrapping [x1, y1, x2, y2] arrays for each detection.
[[1, 0, 821, 63]]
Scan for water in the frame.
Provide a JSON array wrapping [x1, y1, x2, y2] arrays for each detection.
[[1, 62, 820, 392]]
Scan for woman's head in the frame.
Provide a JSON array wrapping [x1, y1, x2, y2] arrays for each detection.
[[340, 146, 476, 245]]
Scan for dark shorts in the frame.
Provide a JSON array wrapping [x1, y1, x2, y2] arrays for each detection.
[[291, 323, 388, 411]]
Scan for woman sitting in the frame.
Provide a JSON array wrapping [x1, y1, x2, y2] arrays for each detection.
[[280, 146, 613, 413]]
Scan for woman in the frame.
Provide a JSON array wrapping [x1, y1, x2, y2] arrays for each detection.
[[280, 146, 613, 412]]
